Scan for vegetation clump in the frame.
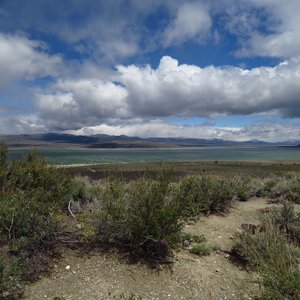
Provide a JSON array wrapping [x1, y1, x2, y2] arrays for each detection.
[[94, 168, 184, 260], [233, 203, 300, 300], [189, 244, 212, 256], [0, 143, 74, 298], [175, 175, 235, 219]]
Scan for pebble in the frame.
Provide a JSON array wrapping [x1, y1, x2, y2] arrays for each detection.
[[66, 265, 71, 270], [76, 223, 83, 230]]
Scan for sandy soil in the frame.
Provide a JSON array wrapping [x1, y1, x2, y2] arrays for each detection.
[[24, 198, 272, 300]]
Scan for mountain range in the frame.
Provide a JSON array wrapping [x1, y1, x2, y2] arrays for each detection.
[[0, 133, 299, 148]]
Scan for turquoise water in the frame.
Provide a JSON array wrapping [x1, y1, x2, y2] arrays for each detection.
[[7, 146, 300, 165]]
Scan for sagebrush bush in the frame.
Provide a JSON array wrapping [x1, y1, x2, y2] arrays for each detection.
[[232, 177, 252, 201], [0, 151, 74, 249], [259, 202, 300, 245], [175, 175, 235, 218], [0, 255, 23, 300], [279, 176, 300, 204], [95, 168, 184, 259], [255, 177, 279, 198], [0, 144, 75, 298], [249, 174, 300, 203], [189, 244, 211, 256], [233, 204, 300, 300]]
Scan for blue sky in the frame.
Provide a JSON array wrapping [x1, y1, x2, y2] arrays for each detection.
[[0, 0, 300, 141]]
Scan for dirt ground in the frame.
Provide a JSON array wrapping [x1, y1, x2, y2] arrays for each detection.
[[24, 198, 272, 300]]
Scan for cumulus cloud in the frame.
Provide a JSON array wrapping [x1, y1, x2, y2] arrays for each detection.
[[0, 33, 63, 85], [35, 79, 128, 129], [163, 2, 212, 46], [117, 56, 300, 118], [34, 55, 300, 131]]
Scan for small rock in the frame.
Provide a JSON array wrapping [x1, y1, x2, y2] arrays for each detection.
[[224, 253, 230, 258], [182, 239, 190, 247], [76, 223, 83, 230], [66, 265, 70, 270], [215, 268, 220, 273]]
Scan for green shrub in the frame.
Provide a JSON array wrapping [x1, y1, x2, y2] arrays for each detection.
[[95, 168, 184, 259], [265, 175, 300, 203], [0, 151, 73, 250], [189, 244, 211, 256], [3, 151, 73, 208], [260, 264, 300, 300], [233, 177, 251, 201], [256, 178, 278, 198], [233, 213, 300, 300], [118, 293, 143, 300], [233, 231, 300, 299], [259, 202, 300, 245], [176, 176, 235, 218], [0, 191, 60, 248], [0, 144, 75, 297], [0, 255, 23, 300]]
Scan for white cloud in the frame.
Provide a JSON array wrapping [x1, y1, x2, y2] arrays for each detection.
[[33, 55, 300, 131], [0, 114, 46, 135], [35, 79, 128, 129], [0, 33, 63, 85], [232, 0, 300, 58], [163, 2, 212, 46], [67, 119, 300, 143], [117, 56, 300, 118]]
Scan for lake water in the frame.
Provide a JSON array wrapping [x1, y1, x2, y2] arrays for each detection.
[[7, 146, 300, 165]]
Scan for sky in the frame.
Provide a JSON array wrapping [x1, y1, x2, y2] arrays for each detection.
[[0, 0, 300, 142]]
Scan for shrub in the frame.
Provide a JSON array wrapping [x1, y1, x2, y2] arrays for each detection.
[[233, 207, 300, 300], [0, 150, 74, 250], [176, 175, 235, 218], [255, 178, 278, 198], [189, 244, 211, 256], [260, 263, 300, 300], [266, 175, 300, 203], [0, 255, 23, 300], [0, 191, 60, 249], [233, 177, 251, 201], [95, 168, 184, 260], [0, 144, 75, 297], [259, 202, 300, 245]]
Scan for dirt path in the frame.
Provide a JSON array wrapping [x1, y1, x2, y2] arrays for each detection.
[[24, 198, 271, 300]]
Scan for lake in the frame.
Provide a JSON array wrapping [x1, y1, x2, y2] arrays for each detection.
[[7, 146, 300, 165]]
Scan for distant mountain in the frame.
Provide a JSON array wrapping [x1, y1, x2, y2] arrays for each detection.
[[0, 133, 297, 148]]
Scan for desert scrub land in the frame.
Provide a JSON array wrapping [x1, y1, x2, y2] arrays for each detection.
[[1, 143, 300, 299]]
